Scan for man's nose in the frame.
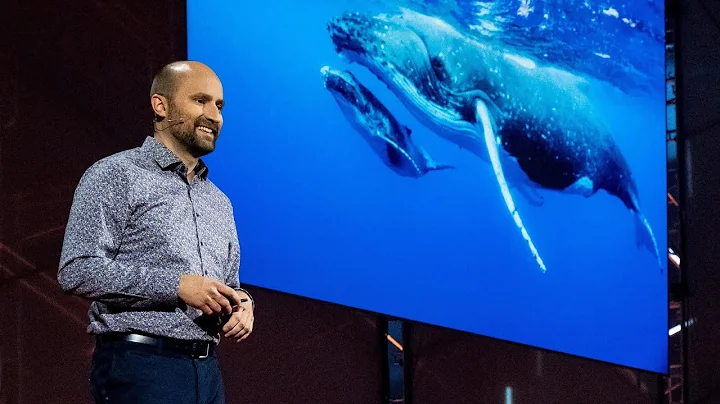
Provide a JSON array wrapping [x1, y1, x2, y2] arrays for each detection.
[[204, 106, 221, 123]]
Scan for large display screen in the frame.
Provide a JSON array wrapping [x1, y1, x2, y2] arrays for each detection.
[[188, 0, 668, 373]]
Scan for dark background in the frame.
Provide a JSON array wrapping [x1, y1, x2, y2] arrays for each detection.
[[1, 0, 717, 403]]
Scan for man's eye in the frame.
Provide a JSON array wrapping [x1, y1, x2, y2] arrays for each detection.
[[196, 99, 205, 104]]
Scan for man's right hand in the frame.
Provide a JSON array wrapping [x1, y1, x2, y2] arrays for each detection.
[[178, 274, 241, 316]]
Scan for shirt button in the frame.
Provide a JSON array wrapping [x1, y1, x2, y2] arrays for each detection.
[[196, 213, 200, 217], [201, 242, 204, 246]]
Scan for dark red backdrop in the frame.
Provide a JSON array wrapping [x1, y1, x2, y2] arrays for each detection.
[[3, 0, 719, 403]]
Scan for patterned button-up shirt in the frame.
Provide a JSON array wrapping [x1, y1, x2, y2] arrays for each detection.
[[58, 136, 251, 343]]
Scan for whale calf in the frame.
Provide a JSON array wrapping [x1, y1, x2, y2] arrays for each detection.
[[321, 65, 454, 178], [326, 8, 662, 271]]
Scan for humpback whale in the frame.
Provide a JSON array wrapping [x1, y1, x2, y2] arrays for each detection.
[[321, 65, 454, 178], [326, 8, 662, 272]]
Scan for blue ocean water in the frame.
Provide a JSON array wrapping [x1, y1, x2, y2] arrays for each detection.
[[188, 0, 668, 373]]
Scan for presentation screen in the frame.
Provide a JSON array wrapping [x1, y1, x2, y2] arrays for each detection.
[[188, 0, 668, 373]]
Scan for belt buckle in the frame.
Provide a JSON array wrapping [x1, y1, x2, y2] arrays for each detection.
[[194, 343, 210, 360]]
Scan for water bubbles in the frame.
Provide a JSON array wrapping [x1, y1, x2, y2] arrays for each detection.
[[517, 0, 533, 17], [621, 17, 636, 28], [602, 7, 620, 18]]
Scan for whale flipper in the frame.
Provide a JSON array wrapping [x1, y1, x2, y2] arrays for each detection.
[[428, 162, 455, 172], [416, 144, 455, 173], [425, 158, 455, 173], [476, 99, 547, 273], [634, 211, 663, 271]]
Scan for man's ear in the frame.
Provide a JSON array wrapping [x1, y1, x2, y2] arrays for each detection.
[[151, 94, 168, 120]]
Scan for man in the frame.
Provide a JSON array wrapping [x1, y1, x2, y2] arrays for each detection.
[[58, 61, 254, 404]]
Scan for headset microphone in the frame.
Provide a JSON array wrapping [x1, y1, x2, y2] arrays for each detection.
[[166, 118, 185, 123]]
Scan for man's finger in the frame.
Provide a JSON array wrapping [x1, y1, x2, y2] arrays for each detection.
[[214, 293, 233, 314], [222, 314, 239, 334], [201, 304, 213, 316], [205, 297, 222, 314], [225, 318, 246, 338], [238, 317, 254, 342], [224, 311, 246, 337], [216, 283, 242, 306], [209, 288, 232, 313], [235, 326, 249, 342]]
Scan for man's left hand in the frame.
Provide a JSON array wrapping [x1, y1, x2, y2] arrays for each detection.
[[222, 299, 254, 342]]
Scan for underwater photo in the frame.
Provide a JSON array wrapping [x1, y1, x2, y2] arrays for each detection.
[[188, 0, 668, 373]]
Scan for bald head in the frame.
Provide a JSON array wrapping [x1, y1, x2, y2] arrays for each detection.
[[150, 61, 218, 101]]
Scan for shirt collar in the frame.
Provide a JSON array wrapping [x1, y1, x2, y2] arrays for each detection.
[[142, 136, 209, 179]]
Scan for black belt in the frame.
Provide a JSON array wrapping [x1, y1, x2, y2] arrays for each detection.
[[96, 333, 215, 359]]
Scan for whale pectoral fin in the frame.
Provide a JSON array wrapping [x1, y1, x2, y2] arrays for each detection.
[[427, 162, 455, 172], [475, 99, 547, 273], [418, 146, 455, 173], [634, 211, 663, 272]]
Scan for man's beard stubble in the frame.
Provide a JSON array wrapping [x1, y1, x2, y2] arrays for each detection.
[[169, 115, 218, 158]]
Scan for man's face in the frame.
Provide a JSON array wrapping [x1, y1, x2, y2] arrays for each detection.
[[166, 70, 225, 158]]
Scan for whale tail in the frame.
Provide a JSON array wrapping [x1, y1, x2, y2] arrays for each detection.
[[633, 210, 663, 272]]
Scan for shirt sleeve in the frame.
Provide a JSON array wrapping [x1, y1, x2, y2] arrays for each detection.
[[225, 217, 255, 309], [57, 159, 180, 308]]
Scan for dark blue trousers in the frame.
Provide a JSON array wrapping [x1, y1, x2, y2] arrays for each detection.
[[90, 339, 225, 404]]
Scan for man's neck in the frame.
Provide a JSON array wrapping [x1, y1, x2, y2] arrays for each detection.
[[154, 132, 198, 182]]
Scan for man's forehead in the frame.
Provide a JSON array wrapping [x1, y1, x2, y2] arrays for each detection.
[[176, 72, 223, 96]]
